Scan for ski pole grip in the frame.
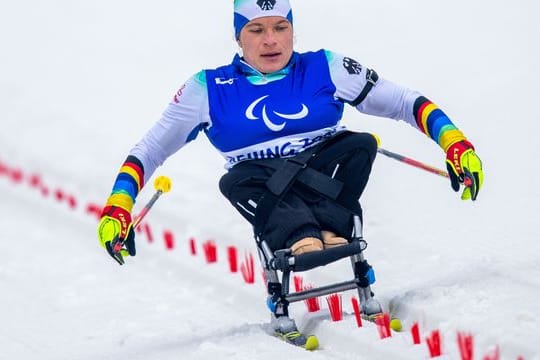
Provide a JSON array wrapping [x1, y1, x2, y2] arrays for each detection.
[[154, 175, 172, 193]]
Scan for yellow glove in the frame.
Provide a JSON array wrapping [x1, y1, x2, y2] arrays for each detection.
[[97, 194, 136, 264], [445, 140, 484, 201]]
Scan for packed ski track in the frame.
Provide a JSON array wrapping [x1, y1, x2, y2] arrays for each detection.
[[0, 179, 425, 360], [2, 0, 540, 359]]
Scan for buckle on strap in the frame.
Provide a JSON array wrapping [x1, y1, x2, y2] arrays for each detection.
[[350, 68, 379, 107], [365, 68, 378, 85]]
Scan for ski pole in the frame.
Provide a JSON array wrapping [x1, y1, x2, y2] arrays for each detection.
[[377, 147, 449, 179], [132, 175, 172, 229], [108, 175, 173, 265]]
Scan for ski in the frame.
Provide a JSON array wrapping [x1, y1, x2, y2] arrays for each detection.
[[363, 312, 403, 332], [273, 330, 319, 350], [264, 317, 320, 350]]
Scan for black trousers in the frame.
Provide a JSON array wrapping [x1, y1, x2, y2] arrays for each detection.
[[219, 132, 377, 252]]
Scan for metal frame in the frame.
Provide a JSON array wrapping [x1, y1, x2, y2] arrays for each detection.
[[257, 215, 383, 317]]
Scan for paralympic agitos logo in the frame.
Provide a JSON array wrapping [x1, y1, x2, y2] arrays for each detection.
[[245, 95, 309, 132]]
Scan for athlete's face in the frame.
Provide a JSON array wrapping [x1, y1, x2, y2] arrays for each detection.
[[238, 16, 293, 74]]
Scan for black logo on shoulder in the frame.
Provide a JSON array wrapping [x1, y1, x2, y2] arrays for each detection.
[[343, 57, 362, 75], [257, 0, 276, 10]]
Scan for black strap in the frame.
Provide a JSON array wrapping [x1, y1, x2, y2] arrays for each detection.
[[297, 168, 343, 200], [350, 69, 379, 107], [265, 149, 315, 196], [253, 147, 319, 239], [263, 157, 343, 200], [253, 132, 353, 238]]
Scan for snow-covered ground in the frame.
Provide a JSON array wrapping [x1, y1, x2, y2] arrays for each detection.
[[1, 0, 539, 359]]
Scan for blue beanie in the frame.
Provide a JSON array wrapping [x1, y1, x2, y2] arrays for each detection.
[[234, 0, 293, 39]]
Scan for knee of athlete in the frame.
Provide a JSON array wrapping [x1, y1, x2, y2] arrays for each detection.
[[218, 175, 230, 197], [370, 133, 381, 148], [365, 133, 379, 159]]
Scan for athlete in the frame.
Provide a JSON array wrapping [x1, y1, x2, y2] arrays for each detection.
[[97, 0, 483, 349]]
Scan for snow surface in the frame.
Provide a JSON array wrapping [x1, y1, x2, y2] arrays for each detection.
[[1, 0, 540, 359]]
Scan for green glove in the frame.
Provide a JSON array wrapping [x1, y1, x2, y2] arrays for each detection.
[[97, 194, 136, 264], [446, 140, 484, 201]]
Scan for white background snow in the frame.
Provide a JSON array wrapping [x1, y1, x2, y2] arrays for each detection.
[[1, 0, 539, 359]]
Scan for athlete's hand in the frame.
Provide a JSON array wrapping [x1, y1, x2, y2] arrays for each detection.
[[97, 204, 136, 262], [445, 140, 484, 201]]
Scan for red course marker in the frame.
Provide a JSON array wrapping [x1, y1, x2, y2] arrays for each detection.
[[202, 240, 218, 263], [240, 252, 255, 284], [457, 332, 474, 360], [426, 330, 442, 357], [163, 230, 174, 250], [411, 322, 421, 345], [227, 246, 238, 273], [189, 237, 197, 255], [326, 294, 343, 321], [351, 296, 363, 328]]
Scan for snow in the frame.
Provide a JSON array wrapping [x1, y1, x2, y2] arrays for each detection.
[[1, 0, 539, 359]]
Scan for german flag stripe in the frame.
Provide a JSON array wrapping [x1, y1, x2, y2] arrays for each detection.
[[413, 96, 430, 133], [110, 155, 145, 202], [413, 96, 465, 149], [125, 155, 145, 189]]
